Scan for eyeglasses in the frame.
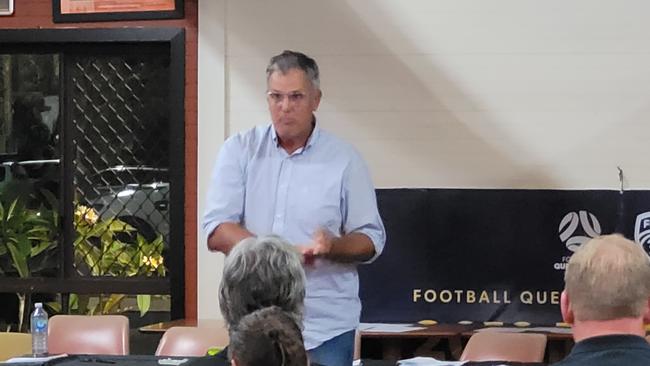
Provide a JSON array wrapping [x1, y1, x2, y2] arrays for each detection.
[[267, 91, 307, 105]]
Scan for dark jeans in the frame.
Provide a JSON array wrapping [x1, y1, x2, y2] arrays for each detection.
[[307, 329, 355, 366]]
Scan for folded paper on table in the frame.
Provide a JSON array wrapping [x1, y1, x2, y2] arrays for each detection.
[[397, 357, 467, 365], [359, 323, 425, 333], [475, 326, 572, 334], [5, 354, 68, 363]]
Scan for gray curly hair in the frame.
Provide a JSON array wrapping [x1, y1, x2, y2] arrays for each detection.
[[219, 235, 306, 329]]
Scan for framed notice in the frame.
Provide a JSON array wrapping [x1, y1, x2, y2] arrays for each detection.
[[53, 0, 184, 23]]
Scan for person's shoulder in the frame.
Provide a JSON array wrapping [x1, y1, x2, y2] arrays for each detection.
[[317, 128, 351, 148], [224, 124, 272, 150], [316, 128, 363, 160], [186, 355, 229, 366]]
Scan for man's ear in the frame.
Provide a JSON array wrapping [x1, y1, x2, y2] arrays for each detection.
[[312, 88, 322, 112], [560, 290, 574, 324], [642, 298, 650, 324]]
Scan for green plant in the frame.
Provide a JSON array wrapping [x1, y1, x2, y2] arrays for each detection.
[[0, 196, 58, 331], [70, 205, 166, 316]]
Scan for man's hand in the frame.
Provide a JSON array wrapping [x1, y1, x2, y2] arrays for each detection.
[[297, 229, 376, 265], [297, 228, 334, 265], [312, 227, 334, 256]]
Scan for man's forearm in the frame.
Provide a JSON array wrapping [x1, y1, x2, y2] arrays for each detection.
[[327, 232, 376, 263], [207, 222, 254, 255]]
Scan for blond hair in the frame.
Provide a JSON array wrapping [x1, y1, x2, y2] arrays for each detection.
[[564, 234, 650, 321]]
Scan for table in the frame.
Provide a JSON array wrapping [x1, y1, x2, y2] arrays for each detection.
[[139, 319, 225, 333], [1, 354, 545, 366], [361, 324, 576, 362], [138, 319, 572, 362], [2, 355, 194, 366], [361, 324, 478, 360]]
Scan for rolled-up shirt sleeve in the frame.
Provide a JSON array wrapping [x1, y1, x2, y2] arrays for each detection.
[[202, 136, 246, 241], [341, 149, 386, 263]]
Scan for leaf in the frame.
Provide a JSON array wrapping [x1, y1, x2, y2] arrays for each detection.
[[68, 293, 79, 311], [137, 294, 151, 317], [85, 220, 113, 238], [103, 294, 125, 314], [7, 242, 29, 278], [27, 226, 50, 234], [30, 240, 56, 257], [74, 238, 101, 273], [46, 301, 61, 313], [11, 234, 31, 257], [6, 198, 18, 221], [108, 219, 136, 233], [87, 302, 98, 316]]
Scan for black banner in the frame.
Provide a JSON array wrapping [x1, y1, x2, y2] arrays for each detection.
[[359, 189, 650, 325]]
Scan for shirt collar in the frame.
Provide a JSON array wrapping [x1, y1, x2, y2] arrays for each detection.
[[270, 116, 320, 153], [571, 334, 650, 355]]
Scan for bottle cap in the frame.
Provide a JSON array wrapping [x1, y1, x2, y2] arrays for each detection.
[[35, 302, 43, 307]]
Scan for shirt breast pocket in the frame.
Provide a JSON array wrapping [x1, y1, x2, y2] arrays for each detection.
[[292, 184, 342, 237]]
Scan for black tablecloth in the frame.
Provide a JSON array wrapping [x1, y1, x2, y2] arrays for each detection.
[[2, 354, 545, 366]]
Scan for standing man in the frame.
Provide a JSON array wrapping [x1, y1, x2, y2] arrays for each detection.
[[555, 234, 650, 365], [203, 50, 386, 365]]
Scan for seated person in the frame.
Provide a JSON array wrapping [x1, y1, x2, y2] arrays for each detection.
[[203, 235, 306, 366], [228, 306, 308, 366], [554, 234, 650, 365]]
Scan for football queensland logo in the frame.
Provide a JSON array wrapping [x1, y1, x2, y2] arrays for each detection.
[[634, 212, 650, 250], [558, 210, 601, 252]]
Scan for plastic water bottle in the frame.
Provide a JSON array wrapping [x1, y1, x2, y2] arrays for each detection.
[[30, 302, 48, 356]]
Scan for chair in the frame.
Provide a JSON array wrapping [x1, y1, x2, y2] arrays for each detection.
[[0, 332, 32, 361], [354, 329, 361, 361], [48, 315, 129, 355], [460, 331, 547, 362], [156, 326, 229, 356]]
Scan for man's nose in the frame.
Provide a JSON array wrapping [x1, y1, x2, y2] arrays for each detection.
[[280, 96, 291, 111]]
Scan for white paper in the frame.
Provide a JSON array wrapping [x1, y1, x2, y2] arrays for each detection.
[[475, 326, 572, 334], [359, 323, 425, 333], [397, 357, 467, 365], [5, 354, 68, 363], [158, 358, 189, 365], [526, 326, 573, 334]]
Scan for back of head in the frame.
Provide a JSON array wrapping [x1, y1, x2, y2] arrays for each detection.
[[564, 234, 650, 321], [219, 235, 306, 329], [229, 306, 308, 366]]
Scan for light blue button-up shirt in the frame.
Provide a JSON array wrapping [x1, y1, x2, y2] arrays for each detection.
[[203, 123, 386, 349]]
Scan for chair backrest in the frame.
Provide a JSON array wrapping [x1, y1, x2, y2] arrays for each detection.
[[156, 326, 229, 357], [460, 331, 547, 362], [0, 332, 32, 361], [48, 315, 129, 355]]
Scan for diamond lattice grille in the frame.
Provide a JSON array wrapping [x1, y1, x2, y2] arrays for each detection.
[[71, 54, 170, 278]]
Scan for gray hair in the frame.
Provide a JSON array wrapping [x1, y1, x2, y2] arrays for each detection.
[[228, 306, 307, 366], [266, 50, 320, 90], [564, 234, 650, 321], [219, 235, 306, 329]]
